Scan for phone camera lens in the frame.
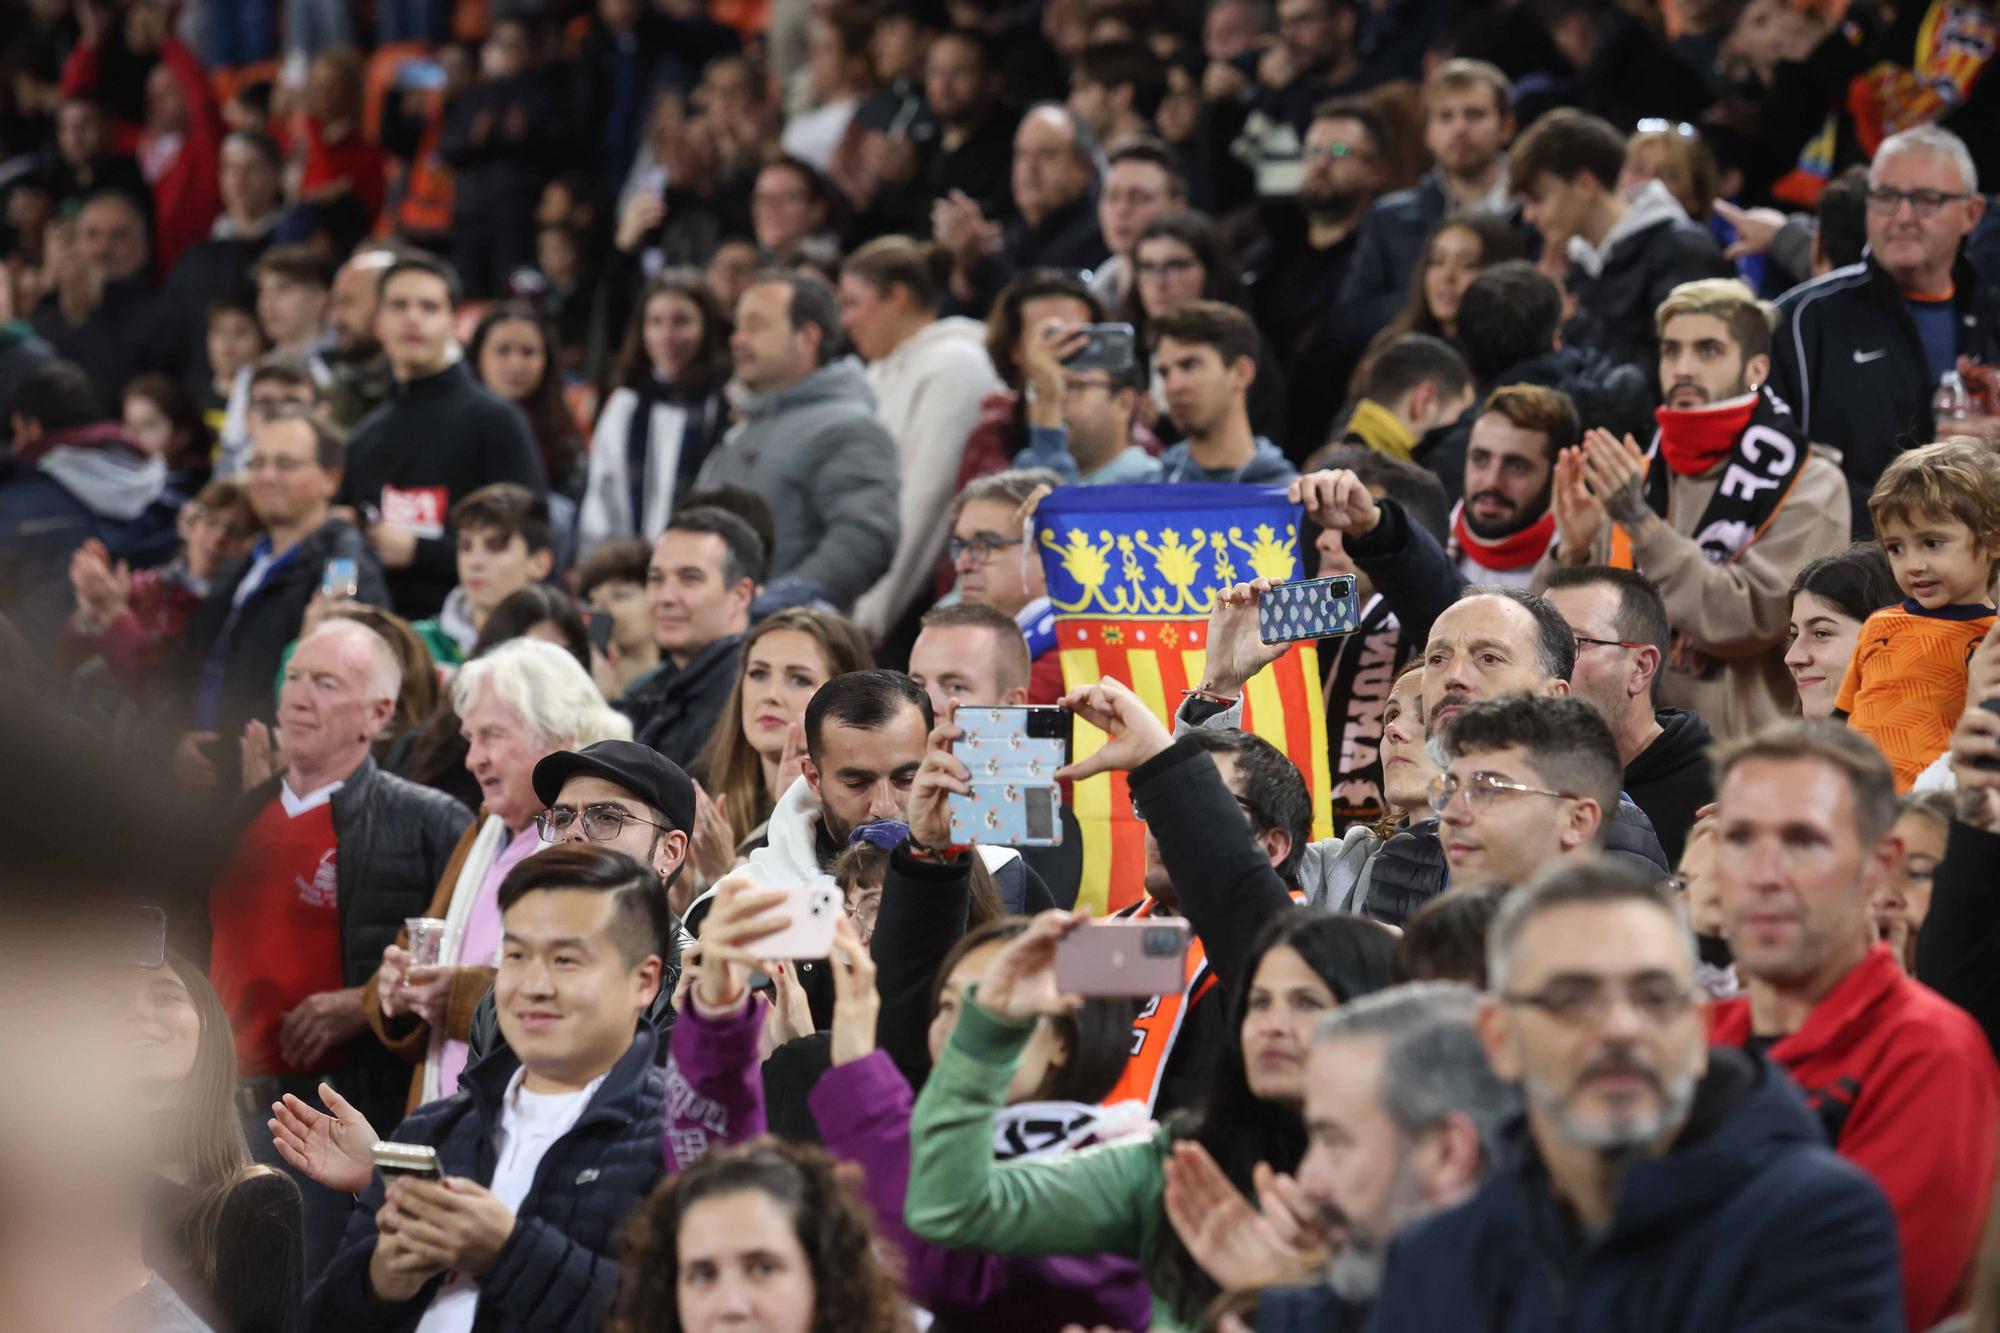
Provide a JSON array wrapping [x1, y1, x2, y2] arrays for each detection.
[[1142, 927, 1179, 957]]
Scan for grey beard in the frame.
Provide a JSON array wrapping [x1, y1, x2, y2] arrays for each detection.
[[1525, 1063, 1699, 1156], [1328, 1243, 1384, 1303]]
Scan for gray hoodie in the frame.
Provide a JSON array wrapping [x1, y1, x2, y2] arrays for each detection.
[[696, 358, 901, 610], [40, 443, 166, 520]]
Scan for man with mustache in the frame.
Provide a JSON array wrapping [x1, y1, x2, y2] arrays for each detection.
[[1367, 858, 1905, 1330], [1448, 384, 1574, 590], [1540, 279, 1850, 742], [1708, 720, 2000, 1332]]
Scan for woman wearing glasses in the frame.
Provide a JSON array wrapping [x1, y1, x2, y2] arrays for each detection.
[[360, 638, 631, 1111]]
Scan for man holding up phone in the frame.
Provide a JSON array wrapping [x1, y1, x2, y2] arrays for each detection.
[[307, 845, 671, 1332], [1011, 316, 1164, 485]]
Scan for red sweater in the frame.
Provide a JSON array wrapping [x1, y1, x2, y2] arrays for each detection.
[[1711, 945, 2000, 1330]]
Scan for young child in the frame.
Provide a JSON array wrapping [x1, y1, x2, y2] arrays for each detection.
[[1838, 437, 2000, 789], [412, 483, 555, 665], [202, 295, 267, 441]]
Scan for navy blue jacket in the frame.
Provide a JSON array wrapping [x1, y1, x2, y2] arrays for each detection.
[[1365, 1047, 1904, 1333], [305, 1026, 668, 1333]]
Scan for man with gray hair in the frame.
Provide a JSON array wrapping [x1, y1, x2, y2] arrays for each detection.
[[1770, 124, 2000, 532], [202, 617, 472, 1267], [1366, 858, 1903, 1330], [934, 103, 1108, 313]]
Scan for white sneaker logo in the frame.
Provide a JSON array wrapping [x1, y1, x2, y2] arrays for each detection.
[[1853, 348, 1889, 364]]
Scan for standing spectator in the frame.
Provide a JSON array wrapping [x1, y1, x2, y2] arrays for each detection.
[[204, 618, 471, 1266], [1369, 859, 1905, 1330], [905, 28, 1017, 228], [841, 237, 1002, 641], [0, 358, 177, 642], [440, 18, 574, 298], [215, 244, 334, 477], [578, 272, 733, 560], [42, 94, 148, 213], [1088, 137, 1187, 306], [1340, 59, 1519, 341], [339, 255, 547, 619], [623, 508, 765, 769], [468, 303, 582, 498], [164, 130, 284, 375], [183, 406, 385, 752], [100, 31, 221, 276], [1710, 721, 2000, 1331], [31, 191, 175, 402], [695, 273, 899, 610], [935, 103, 1108, 314], [1153, 301, 1297, 484], [1770, 126, 2000, 531], [575, 540, 665, 703], [275, 48, 384, 254], [751, 156, 842, 264], [322, 247, 396, 431], [306, 845, 673, 1332], [1203, 0, 1375, 205], [1541, 278, 1851, 741], [1784, 545, 1903, 719], [1541, 568, 1714, 863], [1509, 108, 1730, 373]]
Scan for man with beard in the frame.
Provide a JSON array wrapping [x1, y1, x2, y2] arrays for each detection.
[[1339, 60, 1520, 342], [1450, 384, 1574, 589], [322, 246, 397, 430], [1708, 721, 2000, 1332], [1367, 859, 1904, 1330], [1540, 279, 1850, 741]]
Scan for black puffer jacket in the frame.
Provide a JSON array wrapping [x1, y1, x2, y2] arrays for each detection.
[[306, 1027, 667, 1333], [620, 632, 743, 770], [200, 757, 472, 1132]]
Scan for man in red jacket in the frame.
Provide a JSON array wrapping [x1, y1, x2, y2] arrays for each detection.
[[1708, 719, 2000, 1331]]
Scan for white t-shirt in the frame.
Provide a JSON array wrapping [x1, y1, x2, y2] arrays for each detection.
[[412, 1068, 607, 1333]]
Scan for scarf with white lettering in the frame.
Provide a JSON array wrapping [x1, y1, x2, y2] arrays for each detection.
[[1612, 386, 1808, 570]]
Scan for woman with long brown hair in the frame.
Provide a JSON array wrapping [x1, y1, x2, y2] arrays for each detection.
[[696, 608, 875, 857], [131, 953, 302, 1333], [1345, 211, 1525, 401], [468, 301, 584, 494]]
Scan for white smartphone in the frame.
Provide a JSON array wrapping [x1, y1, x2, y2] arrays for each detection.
[[741, 879, 843, 960]]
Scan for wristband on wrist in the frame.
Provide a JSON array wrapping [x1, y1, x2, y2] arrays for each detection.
[[1182, 686, 1240, 707], [903, 837, 974, 863]]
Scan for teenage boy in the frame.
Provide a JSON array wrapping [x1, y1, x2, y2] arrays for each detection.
[[413, 484, 555, 666], [1153, 301, 1298, 485], [1840, 437, 2000, 789]]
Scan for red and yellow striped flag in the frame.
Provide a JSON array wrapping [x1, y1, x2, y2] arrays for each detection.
[[1035, 484, 1334, 915]]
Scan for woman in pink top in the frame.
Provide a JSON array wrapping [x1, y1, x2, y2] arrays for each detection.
[[360, 638, 632, 1110]]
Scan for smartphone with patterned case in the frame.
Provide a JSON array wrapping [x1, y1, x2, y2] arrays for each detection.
[[948, 706, 1070, 846], [1257, 574, 1360, 644]]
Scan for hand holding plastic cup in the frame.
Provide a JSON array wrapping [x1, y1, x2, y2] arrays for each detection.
[[404, 917, 450, 969]]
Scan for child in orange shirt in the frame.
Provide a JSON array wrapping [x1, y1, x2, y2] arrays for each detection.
[[1838, 438, 2000, 788]]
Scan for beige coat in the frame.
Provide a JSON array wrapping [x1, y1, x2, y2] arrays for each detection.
[[1534, 447, 1851, 741]]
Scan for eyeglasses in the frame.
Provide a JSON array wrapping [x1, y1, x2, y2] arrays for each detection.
[[1865, 187, 1974, 217], [1635, 118, 1699, 139], [1304, 141, 1366, 161], [1499, 974, 1700, 1028], [946, 533, 1023, 565], [1572, 634, 1649, 652], [1135, 258, 1199, 279], [1427, 771, 1578, 816], [534, 803, 674, 844], [847, 890, 882, 930]]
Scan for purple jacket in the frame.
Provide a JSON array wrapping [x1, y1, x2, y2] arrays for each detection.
[[663, 996, 1153, 1332]]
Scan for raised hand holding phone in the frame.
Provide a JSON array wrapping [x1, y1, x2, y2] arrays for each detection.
[[907, 700, 971, 851], [691, 873, 792, 1015], [975, 908, 1090, 1022]]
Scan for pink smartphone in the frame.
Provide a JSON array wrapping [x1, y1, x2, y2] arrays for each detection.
[[741, 879, 843, 960], [1054, 919, 1192, 997]]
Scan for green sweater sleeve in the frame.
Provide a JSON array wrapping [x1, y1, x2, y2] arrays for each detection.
[[904, 989, 1168, 1261]]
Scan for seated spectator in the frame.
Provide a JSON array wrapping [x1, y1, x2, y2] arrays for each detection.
[[623, 507, 765, 768], [1783, 543, 1901, 720], [961, 269, 1119, 477], [1126, 211, 1290, 450], [1542, 278, 1851, 741], [782, 5, 875, 183], [694, 273, 900, 611], [1339, 59, 1520, 342], [1329, 334, 1477, 466], [752, 155, 844, 264], [1349, 216, 1527, 405], [1922, 633, 2000, 1056], [1200, 0, 1377, 207], [692, 607, 874, 882], [468, 303, 582, 499], [615, 1138, 912, 1331], [322, 247, 397, 431], [364, 638, 632, 1109], [1542, 568, 1715, 863], [122, 371, 212, 494], [61, 476, 258, 696], [1770, 127, 2000, 533], [852, 25, 1014, 241], [1152, 301, 1297, 484], [1011, 308, 1163, 484], [579, 273, 732, 556], [128, 952, 304, 1333], [1087, 136, 1187, 306], [1841, 438, 2000, 788], [841, 238, 1002, 639], [575, 539, 664, 702], [307, 845, 673, 1330], [274, 47, 385, 255], [0, 358, 178, 642], [662, 880, 1150, 1330], [935, 102, 1108, 314], [338, 255, 548, 619], [41, 94, 148, 215], [182, 405, 385, 754], [1710, 721, 2000, 1330], [1393, 891, 1498, 986], [1069, 41, 1163, 149], [904, 903, 1395, 1328], [1448, 384, 1575, 588], [1871, 791, 1951, 972], [203, 618, 471, 1266], [31, 191, 176, 403], [946, 468, 1066, 701], [197, 295, 267, 439], [1369, 858, 1905, 1329], [412, 484, 556, 667]]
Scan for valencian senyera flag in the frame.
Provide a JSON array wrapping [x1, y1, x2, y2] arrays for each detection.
[[1035, 483, 1333, 915]]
